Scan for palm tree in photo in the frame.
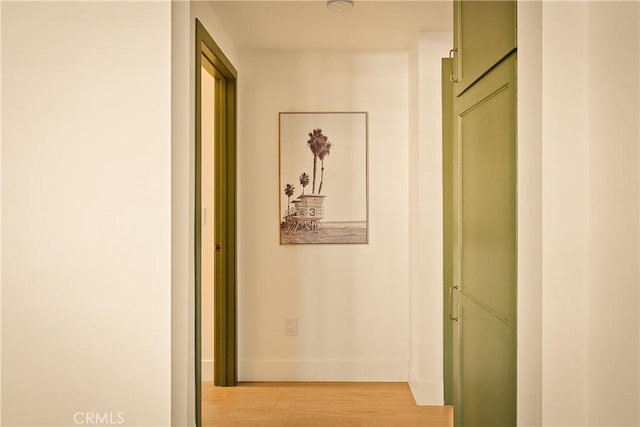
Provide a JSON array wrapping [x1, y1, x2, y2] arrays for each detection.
[[284, 183, 295, 215], [299, 172, 310, 195], [307, 128, 328, 194], [317, 141, 332, 194]]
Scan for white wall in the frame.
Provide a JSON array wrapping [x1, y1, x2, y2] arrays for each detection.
[[200, 67, 216, 382], [517, 1, 542, 426], [2, 2, 172, 426], [170, 4, 193, 425], [519, 2, 640, 425], [542, 3, 590, 425], [408, 32, 452, 405], [586, 3, 639, 425], [0, 3, 3, 423], [236, 50, 410, 381], [171, 1, 239, 425]]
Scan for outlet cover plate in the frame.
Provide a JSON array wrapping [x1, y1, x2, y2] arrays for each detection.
[[285, 318, 298, 336]]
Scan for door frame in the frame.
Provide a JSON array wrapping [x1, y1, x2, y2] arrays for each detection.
[[195, 18, 238, 426]]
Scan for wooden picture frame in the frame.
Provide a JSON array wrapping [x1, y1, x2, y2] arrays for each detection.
[[279, 112, 369, 245]]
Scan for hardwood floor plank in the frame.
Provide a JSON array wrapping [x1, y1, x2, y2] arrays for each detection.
[[202, 382, 453, 427]]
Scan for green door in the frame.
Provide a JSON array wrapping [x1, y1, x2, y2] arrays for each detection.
[[452, 0, 516, 96], [452, 54, 517, 426]]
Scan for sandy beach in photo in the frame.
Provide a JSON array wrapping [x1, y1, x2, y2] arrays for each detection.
[[281, 222, 367, 244]]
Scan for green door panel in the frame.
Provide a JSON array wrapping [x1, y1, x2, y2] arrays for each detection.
[[459, 302, 516, 426], [452, 54, 517, 427], [453, 0, 517, 96], [459, 81, 516, 323]]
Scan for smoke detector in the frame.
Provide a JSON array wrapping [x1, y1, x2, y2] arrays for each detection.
[[327, 0, 354, 12]]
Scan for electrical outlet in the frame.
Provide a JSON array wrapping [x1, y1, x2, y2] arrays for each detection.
[[285, 318, 298, 336]]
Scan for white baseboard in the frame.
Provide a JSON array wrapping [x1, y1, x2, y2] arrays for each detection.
[[408, 366, 444, 405], [409, 366, 419, 399], [239, 359, 408, 382], [202, 359, 213, 382]]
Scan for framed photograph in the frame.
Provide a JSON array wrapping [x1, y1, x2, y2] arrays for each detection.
[[279, 112, 368, 245]]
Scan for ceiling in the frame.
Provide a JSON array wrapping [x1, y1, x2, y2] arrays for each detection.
[[208, 1, 453, 51]]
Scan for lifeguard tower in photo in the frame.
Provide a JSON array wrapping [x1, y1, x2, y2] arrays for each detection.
[[283, 194, 326, 231]]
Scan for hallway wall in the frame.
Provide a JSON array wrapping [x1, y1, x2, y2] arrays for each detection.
[[541, 3, 590, 424], [2, 2, 172, 426], [408, 32, 452, 405], [516, 2, 543, 425], [0, 4, 4, 422], [586, 2, 639, 424], [518, 2, 640, 426], [236, 50, 410, 381]]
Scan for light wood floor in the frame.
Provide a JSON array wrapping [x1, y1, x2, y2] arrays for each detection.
[[202, 382, 453, 427]]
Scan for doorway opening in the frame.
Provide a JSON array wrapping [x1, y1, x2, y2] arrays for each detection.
[[195, 18, 238, 427]]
